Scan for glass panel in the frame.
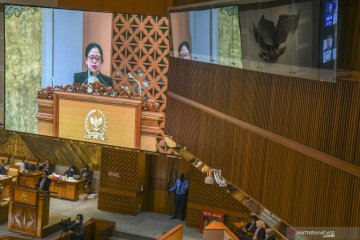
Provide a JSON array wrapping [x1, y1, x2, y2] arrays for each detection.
[[190, 9, 211, 63], [292, 0, 337, 82], [169, 0, 338, 82], [239, 2, 261, 72], [216, 5, 242, 68], [262, 0, 295, 77], [170, 11, 192, 60]]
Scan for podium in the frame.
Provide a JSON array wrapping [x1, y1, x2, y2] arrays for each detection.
[[8, 186, 50, 237], [36, 91, 164, 151]]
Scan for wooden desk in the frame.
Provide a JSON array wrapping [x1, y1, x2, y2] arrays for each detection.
[[0, 175, 14, 199], [203, 221, 239, 240], [48, 177, 85, 201], [19, 171, 42, 188]]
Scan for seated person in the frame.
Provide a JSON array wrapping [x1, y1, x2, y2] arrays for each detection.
[[64, 165, 79, 177], [36, 171, 51, 191], [81, 165, 93, 193], [38, 159, 54, 175], [24, 159, 36, 173], [253, 220, 266, 240], [235, 214, 257, 239], [67, 213, 85, 240], [73, 43, 113, 87], [265, 228, 275, 240], [178, 41, 191, 60], [80, 165, 93, 181], [0, 163, 6, 175]]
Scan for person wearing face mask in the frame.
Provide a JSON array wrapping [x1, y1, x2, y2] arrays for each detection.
[[168, 173, 189, 221], [64, 165, 79, 178], [73, 43, 113, 87], [68, 213, 85, 240], [38, 159, 54, 175]]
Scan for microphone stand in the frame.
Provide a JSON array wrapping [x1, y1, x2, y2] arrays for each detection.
[[127, 73, 142, 95]]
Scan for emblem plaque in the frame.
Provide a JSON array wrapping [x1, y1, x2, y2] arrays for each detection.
[[84, 109, 107, 141]]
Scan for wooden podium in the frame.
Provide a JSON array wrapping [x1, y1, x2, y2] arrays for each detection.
[[36, 91, 164, 151], [8, 186, 50, 237]]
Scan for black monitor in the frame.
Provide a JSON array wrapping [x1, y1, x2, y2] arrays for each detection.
[[24, 162, 36, 173]]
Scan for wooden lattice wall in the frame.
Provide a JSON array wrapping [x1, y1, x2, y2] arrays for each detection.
[[98, 147, 144, 215], [112, 14, 169, 112], [186, 166, 251, 228]]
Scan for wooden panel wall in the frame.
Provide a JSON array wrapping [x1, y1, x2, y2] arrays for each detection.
[[111, 14, 169, 113], [187, 166, 251, 228], [0, 130, 102, 170], [98, 147, 143, 215], [337, 0, 360, 71], [165, 57, 360, 227], [57, 0, 173, 17], [168, 58, 360, 167]]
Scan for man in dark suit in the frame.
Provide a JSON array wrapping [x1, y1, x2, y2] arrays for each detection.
[[0, 163, 7, 175], [36, 171, 51, 191], [38, 159, 54, 175], [73, 42, 113, 87], [235, 214, 258, 239]]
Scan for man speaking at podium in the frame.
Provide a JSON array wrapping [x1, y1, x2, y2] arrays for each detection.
[[36, 171, 51, 191], [73, 43, 113, 87]]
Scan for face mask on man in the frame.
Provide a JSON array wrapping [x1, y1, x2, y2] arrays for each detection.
[[75, 220, 80, 224]]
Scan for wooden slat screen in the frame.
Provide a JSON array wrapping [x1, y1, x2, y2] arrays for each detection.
[[165, 57, 360, 227], [168, 58, 360, 166]]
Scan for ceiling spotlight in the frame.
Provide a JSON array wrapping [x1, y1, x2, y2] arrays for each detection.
[[159, 138, 168, 148], [204, 169, 227, 187]]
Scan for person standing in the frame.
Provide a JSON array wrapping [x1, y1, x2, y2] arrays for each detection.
[[168, 173, 188, 221], [36, 171, 51, 191]]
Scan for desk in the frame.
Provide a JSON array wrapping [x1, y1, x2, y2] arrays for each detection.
[[48, 177, 85, 201], [19, 171, 42, 188], [0, 175, 14, 199]]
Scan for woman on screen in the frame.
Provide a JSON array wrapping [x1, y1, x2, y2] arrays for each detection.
[[178, 41, 191, 60], [73, 43, 113, 87]]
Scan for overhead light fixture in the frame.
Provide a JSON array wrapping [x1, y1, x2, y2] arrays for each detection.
[[204, 169, 227, 187]]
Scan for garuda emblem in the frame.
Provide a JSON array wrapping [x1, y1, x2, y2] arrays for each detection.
[[84, 109, 107, 141], [253, 10, 300, 62]]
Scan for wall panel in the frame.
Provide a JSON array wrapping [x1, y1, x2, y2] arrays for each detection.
[[167, 58, 360, 166], [98, 147, 140, 215], [165, 57, 360, 228]]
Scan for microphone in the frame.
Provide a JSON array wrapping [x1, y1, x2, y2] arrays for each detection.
[[87, 72, 110, 87], [50, 76, 55, 87], [128, 73, 142, 95], [97, 74, 110, 87]]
